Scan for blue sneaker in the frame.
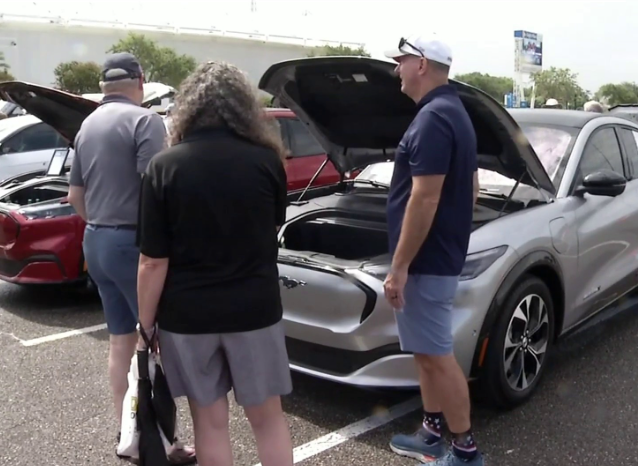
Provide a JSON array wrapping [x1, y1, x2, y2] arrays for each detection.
[[389, 427, 447, 462], [424, 450, 485, 465]]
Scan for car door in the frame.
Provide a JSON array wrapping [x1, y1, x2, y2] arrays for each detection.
[[569, 125, 637, 324], [283, 117, 340, 191], [0, 123, 66, 181]]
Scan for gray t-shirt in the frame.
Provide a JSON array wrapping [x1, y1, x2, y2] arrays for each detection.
[[69, 94, 167, 226]]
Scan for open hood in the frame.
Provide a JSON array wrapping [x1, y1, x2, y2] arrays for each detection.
[[258, 57, 555, 195], [0, 81, 175, 145]]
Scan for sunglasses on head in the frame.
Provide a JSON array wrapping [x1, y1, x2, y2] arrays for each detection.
[[398, 37, 424, 58]]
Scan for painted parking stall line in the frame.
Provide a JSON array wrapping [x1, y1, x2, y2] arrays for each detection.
[[20, 323, 107, 347], [253, 396, 422, 466]]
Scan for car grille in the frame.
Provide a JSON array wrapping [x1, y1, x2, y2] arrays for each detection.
[[285, 337, 406, 376]]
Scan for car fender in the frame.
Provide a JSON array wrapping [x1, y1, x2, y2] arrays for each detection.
[[469, 248, 564, 378]]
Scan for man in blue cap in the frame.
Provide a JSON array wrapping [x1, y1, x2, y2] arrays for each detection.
[[68, 52, 196, 465]]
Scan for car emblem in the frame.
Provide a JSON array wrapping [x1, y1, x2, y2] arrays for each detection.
[[279, 276, 307, 289]]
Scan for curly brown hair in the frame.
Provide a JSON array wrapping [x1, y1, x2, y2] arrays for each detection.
[[167, 61, 286, 160]]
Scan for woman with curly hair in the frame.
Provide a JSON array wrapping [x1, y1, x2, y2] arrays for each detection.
[[135, 61, 293, 466]]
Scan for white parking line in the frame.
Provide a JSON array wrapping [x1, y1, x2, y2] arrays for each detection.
[[20, 323, 107, 347], [253, 395, 422, 466]]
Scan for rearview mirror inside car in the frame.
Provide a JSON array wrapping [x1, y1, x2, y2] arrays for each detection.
[[577, 170, 627, 197]]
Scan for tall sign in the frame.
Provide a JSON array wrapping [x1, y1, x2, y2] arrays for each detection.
[[513, 30, 543, 108]]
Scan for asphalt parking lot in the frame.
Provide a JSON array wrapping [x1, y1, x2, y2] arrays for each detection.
[[1, 283, 638, 466]]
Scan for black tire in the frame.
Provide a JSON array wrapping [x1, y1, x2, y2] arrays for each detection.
[[479, 274, 555, 410]]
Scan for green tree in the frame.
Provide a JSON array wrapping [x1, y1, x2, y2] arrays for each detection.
[[307, 43, 371, 57], [595, 82, 638, 106], [454, 72, 514, 102], [53, 61, 101, 94], [107, 33, 197, 87], [0, 52, 15, 82], [531, 67, 589, 109]]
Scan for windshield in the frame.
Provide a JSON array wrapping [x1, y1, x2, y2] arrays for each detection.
[[355, 123, 579, 193], [478, 123, 578, 189]]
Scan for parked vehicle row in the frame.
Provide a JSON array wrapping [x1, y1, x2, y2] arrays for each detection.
[[1, 57, 638, 410]]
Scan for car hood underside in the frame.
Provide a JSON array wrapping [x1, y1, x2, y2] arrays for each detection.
[[259, 57, 555, 195]]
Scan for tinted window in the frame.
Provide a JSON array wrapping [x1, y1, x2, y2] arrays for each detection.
[[619, 128, 638, 177], [578, 127, 624, 181], [2, 123, 64, 154], [286, 118, 324, 157]]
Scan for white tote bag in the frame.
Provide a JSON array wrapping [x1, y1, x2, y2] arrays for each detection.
[[116, 353, 172, 458]]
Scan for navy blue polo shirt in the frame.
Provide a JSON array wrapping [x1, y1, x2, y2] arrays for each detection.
[[387, 84, 478, 276]]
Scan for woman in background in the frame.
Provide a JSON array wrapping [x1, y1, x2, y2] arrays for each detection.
[[135, 61, 293, 466]]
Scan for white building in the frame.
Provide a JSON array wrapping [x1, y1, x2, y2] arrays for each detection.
[[0, 13, 362, 90]]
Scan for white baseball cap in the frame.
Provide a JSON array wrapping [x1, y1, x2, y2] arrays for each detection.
[[384, 35, 453, 67]]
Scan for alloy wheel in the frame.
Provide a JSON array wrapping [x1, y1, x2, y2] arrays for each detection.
[[503, 293, 550, 391]]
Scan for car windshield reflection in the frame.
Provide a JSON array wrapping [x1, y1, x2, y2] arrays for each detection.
[[355, 122, 579, 196]]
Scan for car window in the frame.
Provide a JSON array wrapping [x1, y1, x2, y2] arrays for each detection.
[[1, 123, 65, 154], [622, 129, 638, 177], [577, 127, 625, 182], [286, 118, 324, 157]]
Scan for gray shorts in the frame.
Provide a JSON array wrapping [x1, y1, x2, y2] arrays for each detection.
[[158, 321, 293, 407], [394, 274, 460, 356]]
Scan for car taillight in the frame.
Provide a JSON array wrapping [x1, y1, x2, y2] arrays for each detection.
[[0, 213, 19, 246]]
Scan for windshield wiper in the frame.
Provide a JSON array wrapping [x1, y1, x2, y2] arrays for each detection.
[[341, 179, 390, 189], [479, 189, 508, 199]]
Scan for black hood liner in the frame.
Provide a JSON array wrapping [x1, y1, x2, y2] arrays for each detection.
[[259, 57, 555, 194], [0, 82, 98, 145]]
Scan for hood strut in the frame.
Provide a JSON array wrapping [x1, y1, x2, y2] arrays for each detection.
[[293, 156, 330, 204]]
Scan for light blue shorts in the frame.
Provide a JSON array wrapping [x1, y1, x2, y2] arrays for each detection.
[[394, 274, 460, 356], [83, 224, 139, 335]]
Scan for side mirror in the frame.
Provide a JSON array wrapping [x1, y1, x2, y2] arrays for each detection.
[[577, 170, 627, 197]]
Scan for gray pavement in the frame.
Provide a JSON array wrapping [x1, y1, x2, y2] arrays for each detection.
[[1, 282, 638, 466]]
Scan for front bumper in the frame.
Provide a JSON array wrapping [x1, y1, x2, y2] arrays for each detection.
[[281, 247, 520, 388]]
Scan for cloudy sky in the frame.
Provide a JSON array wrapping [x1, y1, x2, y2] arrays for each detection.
[[5, 0, 634, 92]]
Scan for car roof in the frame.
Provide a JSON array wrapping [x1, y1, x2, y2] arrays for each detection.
[[507, 108, 604, 129], [0, 114, 42, 138]]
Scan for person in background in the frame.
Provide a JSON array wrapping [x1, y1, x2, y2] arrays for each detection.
[[542, 98, 562, 109], [136, 61, 293, 466], [584, 100, 604, 113], [382, 35, 484, 466], [67, 52, 196, 465]]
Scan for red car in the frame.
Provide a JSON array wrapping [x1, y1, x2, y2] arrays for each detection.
[[0, 82, 350, 286]]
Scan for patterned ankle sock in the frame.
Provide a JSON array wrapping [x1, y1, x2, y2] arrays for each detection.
[[422, 411, 443, 445], [452, 430, 478, 462]]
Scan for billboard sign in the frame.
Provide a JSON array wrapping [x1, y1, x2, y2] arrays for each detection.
[[514, 30, 543, 73]]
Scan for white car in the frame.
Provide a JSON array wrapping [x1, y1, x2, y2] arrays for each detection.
[[0, 114, 67, 182]]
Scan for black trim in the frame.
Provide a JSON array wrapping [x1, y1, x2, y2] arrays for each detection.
[[469, 250, 563, 378], [285, 337, 407, 376], [0, 253, 66, 278], [278, 254, 377, 323]]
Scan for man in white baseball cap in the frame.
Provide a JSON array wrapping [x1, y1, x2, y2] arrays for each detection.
[[382, 35, 484, 466]]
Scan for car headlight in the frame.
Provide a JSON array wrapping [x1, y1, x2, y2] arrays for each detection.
[[460, 245, 508, 281], [360, 246, 508, 282], [18, 203, 76, 220]]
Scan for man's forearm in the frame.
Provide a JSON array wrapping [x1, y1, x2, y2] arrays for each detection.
[[392, 196, 439, 271]]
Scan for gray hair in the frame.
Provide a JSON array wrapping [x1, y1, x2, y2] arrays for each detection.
[[168, 61, 286, 160], [99, 77, 139, 95], [584, 100, 604, 113]]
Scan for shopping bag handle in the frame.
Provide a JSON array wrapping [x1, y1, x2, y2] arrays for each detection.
[[136, 323, 157, 350]]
